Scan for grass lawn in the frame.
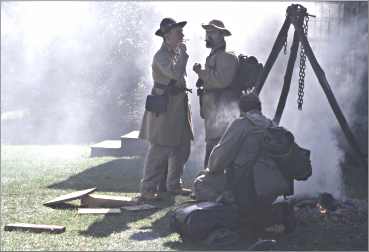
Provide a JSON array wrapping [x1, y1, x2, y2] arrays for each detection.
[[2, 145, 367, 251], [1, 145, 208, 251]]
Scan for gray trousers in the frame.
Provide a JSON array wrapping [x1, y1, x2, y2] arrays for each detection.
[[140, 140, 191, 193]]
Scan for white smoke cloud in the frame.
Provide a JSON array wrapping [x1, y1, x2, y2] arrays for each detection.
[[2, 2, 366, 198]]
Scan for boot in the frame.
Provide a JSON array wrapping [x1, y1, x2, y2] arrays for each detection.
[[133, 192, 160, 203], [168, 187, 192, 196]]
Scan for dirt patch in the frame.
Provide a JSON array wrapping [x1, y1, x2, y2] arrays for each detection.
[[268, 197, 368, 250]]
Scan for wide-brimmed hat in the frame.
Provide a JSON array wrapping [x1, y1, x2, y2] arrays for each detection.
[[155, 18, 187, 37], [202, 19, 231, 36]]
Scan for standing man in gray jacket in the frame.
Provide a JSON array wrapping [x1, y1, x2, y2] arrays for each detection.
[[193, 19, 239, 168], [138, 18, 194, 201]]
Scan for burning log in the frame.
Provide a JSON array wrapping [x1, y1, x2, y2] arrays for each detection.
[[316, 193, 338, 215]]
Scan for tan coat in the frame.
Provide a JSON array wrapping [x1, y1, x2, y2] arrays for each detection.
[[139, 43, 194, 146], [198, 43, 239, 140]]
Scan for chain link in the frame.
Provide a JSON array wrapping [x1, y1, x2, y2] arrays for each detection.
[[297, 15, 309, 110], [283, 13, 288, 55]]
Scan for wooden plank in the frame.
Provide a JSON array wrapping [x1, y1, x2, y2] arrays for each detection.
[[78, 208, 121, 214], [90, 147, 123, 157], [90, 140, 121, 149], [121, 130, 140, 139], [81, 194, 135, 208], [44, 188, 97, 207], [4, 223, 65, 234], [121, 204, 157, 211]]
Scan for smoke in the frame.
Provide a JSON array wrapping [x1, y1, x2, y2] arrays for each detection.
[[1, 2, 160, 144], [2, 2, 367, 197]]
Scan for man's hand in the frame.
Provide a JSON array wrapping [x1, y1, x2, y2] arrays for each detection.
[[193, 63, 202, 74], [196, 78, 204, 88]]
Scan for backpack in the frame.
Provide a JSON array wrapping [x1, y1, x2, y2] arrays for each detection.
[[232, 55, 263, 93], [245, 115, 312, 182]]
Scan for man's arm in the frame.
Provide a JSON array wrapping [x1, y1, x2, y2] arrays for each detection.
[[197, 53, 238, 90], [207, 119, 245, 174]]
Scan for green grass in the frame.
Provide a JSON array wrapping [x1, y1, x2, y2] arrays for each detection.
[[1, 145, 367, 251], [1, 145, 204, 251]]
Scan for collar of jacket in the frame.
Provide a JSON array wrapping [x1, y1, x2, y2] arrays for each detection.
[[240, 109, 261, 117], [209, 41, 226, 57]]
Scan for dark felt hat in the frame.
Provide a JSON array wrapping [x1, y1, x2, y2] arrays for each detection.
[[155, 18, 187, 37], [202, 19, 231, 36]]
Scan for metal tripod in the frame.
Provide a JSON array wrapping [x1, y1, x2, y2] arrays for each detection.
[[253, 4, 367, 169]]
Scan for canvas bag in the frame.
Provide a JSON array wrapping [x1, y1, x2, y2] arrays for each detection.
[[231, 55, 263, 93], [260, 125, 312, 181]]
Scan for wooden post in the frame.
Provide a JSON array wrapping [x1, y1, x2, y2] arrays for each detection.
[[254, 16, 292, 95], [273, 28, 301, 124]]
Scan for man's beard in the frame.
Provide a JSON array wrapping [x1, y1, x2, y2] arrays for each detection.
[[205, 39, 213, 48]]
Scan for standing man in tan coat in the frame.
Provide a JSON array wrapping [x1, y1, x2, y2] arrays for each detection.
[[193, 20, 239, 168], [138, 18, 194, 201]]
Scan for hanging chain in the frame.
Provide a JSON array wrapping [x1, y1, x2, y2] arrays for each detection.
[[283, 13, 288, 55], [283, 35, 288, 55], [297, 15, 309, 110]]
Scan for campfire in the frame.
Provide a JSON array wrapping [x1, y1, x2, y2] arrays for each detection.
[[317, 202, 329, 215], [294, 192, 339, 216], [317, 192, 338, 215]]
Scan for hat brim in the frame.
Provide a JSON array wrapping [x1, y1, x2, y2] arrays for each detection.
[[201, 24, 231, 36], [155, 21, 187, 37]]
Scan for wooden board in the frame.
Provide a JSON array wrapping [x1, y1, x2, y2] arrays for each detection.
[[120, 130, 140, 139], [44, 188, 97, 207], [90, 140, 121, 149], [81, 194, 135, 208], [121, 204, 157, 211], [78, 208, 121, 214], [4, 223, 65, 234]]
